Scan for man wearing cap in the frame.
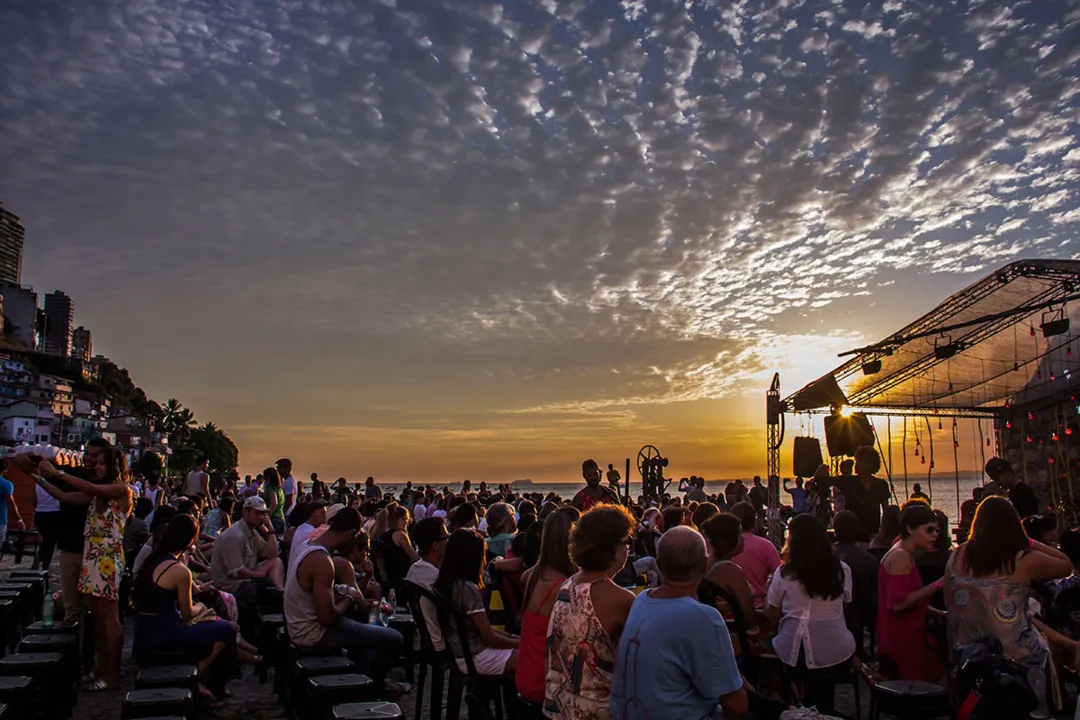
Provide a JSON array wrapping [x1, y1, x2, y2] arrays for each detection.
[[211, 496, 285, 595], [986, 457, 1040, 519]]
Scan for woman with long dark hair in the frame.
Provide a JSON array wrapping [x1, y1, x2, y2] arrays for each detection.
[[378, 503, 418, 590], [870, 504, 902, 550], [701, 513, 757, 629], [877, 502, 944, 681], [434, 529, 519, 675], [36, 446, 133, 691], [133, 515, 238, 704], [946, 496, 1072, 717], [765, 513, 855, 714], [515, 507, 579, 704]]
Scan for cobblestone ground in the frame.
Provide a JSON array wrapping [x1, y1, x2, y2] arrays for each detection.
[[4, 553, 1073, 719]]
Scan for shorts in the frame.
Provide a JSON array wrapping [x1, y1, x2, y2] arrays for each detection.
[[457, 647, 513, 676]]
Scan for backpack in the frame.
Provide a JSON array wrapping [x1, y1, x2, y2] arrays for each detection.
[[953, 635, 1038, 720]]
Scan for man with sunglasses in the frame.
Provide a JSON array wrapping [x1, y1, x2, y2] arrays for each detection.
[[405, 517, 451, 652]]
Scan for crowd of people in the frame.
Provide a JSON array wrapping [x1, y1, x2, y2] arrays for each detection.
[[9, 441, 1080, 719]]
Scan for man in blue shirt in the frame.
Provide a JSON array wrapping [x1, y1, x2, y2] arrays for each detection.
[[610, 526, 747, 719], [0, 458, 25, 549]]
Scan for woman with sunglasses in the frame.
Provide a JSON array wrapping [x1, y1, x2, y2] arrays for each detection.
[[876, 502, 946, 681]]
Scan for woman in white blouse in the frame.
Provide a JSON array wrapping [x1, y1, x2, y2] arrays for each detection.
[[766, 513, 855, 715]]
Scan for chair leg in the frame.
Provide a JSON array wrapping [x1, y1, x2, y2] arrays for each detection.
[[446, 671, 463, 720], [430, 664, 446, 720], [414, 663, 428, 720], [852, 679, 861, 720]]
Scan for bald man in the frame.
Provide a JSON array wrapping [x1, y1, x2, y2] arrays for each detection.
[[610, 526, 749, 719]]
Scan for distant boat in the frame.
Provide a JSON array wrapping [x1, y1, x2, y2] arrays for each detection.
[[511, 479, 535, 486]]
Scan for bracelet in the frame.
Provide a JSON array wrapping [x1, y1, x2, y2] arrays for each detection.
[[931, 580, 943, 591]]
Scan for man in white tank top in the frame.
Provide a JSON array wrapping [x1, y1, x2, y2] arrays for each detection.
[[284, 507, 404, 694]]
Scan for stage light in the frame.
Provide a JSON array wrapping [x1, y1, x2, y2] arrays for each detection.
[[839, 406, 854, 417], [1042, 310, 1070, 338], [862, 359, 882, 375]]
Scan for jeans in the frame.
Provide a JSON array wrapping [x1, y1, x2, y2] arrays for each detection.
[[317, 616, 403, 686], [34, 511, 60, 569]]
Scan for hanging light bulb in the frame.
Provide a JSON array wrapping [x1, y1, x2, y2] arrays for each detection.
[[1069, 346, 1073, 357], [987, 437, 992, 446], [1029, 412, 1035, 421], [930, 460, 935, 469], [1067, 426, 1074, 436], [1037, 370, 1043, 380], [1051, 370, 1056, 381], [954, 440, 960, 448], [914, 447, 920, 456], [1031, 325, 1037, 337], [1027, 435, 1034, 443], [1006, 420, 1012, 429], [938, 419, 942, 430], [1053, 433, 1059, 442], [1014, 362, 1019, 372], [921, 456, 926, 464], [1050, 457, 1056, 465]]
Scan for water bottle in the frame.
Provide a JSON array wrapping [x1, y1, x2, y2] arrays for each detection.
[[42, 592, 54, 628], [387, 589, 397, 613], [378, 599, 392, 627]]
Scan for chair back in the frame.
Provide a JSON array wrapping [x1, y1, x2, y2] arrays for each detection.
[[487, 567, 523, 634], [427, 584, 482, 677], [399, 580, 441, 658], [698, 579, 755, 675], [369, 539, 390, 587]]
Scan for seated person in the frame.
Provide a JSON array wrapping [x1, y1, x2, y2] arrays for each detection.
[[406, 518, 450, 652], [210, 497, 285, 600], [286, 507, 405, 695], [730, 501, 782, 606], [833, 510, 879, 655], [123, 498, 153, 561], [1047, 529, 1080, 640], [203, 497, 234, 539], [610, 527, 748, 720], [700, 513, 757, 629], [332, 529, 381, 601], [132, 506, 179, 576], [132, 514, 238, 705], [483, 502, 517, 557], [435, 529, 519, 674]]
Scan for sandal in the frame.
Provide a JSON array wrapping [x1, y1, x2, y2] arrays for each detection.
[[85, 679, 119, 693], [238, 650, 264, 664], [79, 671, 99, 685]]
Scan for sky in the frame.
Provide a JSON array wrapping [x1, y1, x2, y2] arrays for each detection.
[[2, 0, 1080, 484]]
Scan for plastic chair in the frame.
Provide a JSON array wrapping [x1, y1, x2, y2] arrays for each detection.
[[428, 587, 514, 720], [868, 680, 950, 719], [120, 687, 195, 720], [399, 580, 453, 720], [308, 673, 376, 719], [331, 701, 406, 719]]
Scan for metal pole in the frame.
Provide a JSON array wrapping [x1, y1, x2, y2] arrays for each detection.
[[625, 458, 631, 505]]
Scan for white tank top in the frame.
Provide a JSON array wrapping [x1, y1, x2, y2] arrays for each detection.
[[185, 471, 205, 496], [285, 543, 331, 647]]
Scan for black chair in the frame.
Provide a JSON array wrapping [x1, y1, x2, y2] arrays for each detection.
[[23, 620, 79, 637], [0, 653, 70, 718], [135, 665, 199, 693], [428, 587, 514, 720], [0, 676, 33, 720], [486, 568, 523, 636], [16, 634, 78, 697], [780, 661, 862, 720], [308, 673, 376, 719], [331, 701, 406, 719], [289, 655, 356, 710], [400, 580, 453, 720], [0, 600, 17, 657], [1, 578, 44, 616], [697, 580, 776, 683], [868, 679, 950, 719], [121, 687, 195, 720], [387, 612, 417, 684], [256, 611, 285, 684]]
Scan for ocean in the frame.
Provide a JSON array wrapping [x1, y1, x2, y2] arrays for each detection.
[[382, 471, 988, 522]]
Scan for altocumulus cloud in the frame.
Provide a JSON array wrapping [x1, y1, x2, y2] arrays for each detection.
[[1, 0, 1080, 427]]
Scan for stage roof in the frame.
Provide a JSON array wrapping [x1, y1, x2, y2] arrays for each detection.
[[784, 259, 1080, 417]]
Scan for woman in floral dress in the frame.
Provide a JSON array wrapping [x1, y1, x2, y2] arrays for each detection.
[[36, 446, 133, 691]]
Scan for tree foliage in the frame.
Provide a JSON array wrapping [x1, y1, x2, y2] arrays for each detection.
[[134, 450, 163, 478]]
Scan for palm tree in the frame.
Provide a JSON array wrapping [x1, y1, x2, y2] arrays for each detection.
[[158, 398, 196, 442]]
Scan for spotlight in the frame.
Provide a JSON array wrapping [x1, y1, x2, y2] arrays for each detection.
[[1041, 310, 1070, 338], [934, 341, 962, 360], [862, 359, 883, 375], [839, 405, 855, 418]]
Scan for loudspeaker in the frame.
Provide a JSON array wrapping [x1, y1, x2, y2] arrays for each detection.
[[793, 437, 824, 478], [823, 413, 875, 458]]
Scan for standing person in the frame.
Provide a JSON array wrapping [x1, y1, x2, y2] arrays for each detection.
[[783, 477, 808, 514], [277, 459, 296, 512], [877, 503, 945, 681], [0, 459, 23, 551], [730, 502, 782, 605], [605, 464, 621, 495], [262, 467, 286, 535], [571, 459, 619, 513], [285, 507, 404, 694], [545, 505, 637, 719], [516, 507, 579, 705], [909, 484, 929, 503], [749, 476, 767, 515], [985, 457, 1040, 519], [766, 514, 856, 715], [31, 463, 61, 570], [364, 477, 382, 501], [823, 447, 892, 542], [310, 473, 327, 501], [185, 456, 210, 501], [143, 474, 165, 525], [686, 476, 708, 504], [35, 446, 134, 691]]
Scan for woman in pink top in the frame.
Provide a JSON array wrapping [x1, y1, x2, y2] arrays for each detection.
[[729, 502, 781, 604], [876, 502, 945, 681], [515, 508, 579, 704]]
